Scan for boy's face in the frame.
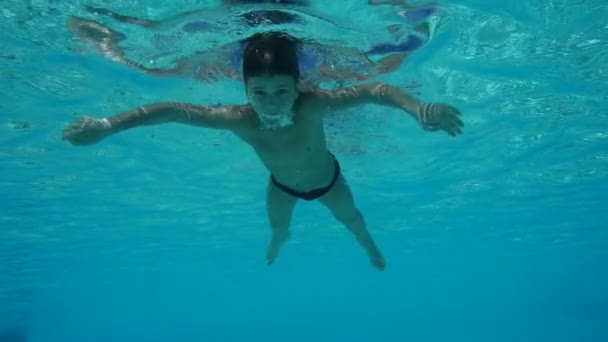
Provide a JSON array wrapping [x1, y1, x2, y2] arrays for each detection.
[[246, 74, 298, 120]]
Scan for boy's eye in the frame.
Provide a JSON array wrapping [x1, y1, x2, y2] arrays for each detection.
[[277, 89, 288, 95], [253, 90, 265, 96]]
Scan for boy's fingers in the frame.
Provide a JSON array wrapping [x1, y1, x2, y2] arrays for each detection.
[[452, 117, 464, 127], [446, 106, 461, 116], [446, 125, 461, 136], [442, 114, 461, 128]]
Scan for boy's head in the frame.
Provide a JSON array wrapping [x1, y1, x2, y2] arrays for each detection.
[[242, 31, 300, 83], [242, 31, 300, 126]]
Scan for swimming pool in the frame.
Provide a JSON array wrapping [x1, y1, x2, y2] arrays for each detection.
[[1, 0, 607, 341]]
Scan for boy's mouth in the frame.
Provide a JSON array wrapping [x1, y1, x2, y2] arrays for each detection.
[[257, 111, 294, 129]]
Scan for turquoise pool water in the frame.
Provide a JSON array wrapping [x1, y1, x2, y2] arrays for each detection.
[[1, 0, 607, 341]]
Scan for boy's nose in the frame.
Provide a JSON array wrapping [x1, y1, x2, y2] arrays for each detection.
[[265, 99, 281, 108]]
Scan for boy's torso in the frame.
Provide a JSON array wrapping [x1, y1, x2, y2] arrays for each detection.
[[233, 94, 337, 191]]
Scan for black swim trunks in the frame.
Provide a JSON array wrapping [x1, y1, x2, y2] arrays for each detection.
[[270, 154, 341, 201]]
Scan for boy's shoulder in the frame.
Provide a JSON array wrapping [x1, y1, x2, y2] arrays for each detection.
[[296, 88, 332, 103], [231, 103, 258, 123], [295, 88, 340, 112], [207, 103, 258, 131], [294, 90, 324, 113]]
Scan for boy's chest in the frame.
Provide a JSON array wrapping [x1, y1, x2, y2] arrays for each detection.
[[238, 116, 323, 153]]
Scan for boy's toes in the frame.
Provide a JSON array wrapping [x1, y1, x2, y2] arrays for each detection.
[[266, 246, 279, 265], [371, 256, 386, 271]]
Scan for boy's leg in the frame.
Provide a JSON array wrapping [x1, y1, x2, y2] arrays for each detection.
[[265, 179, 298, 264], [319, 176, 386, 271]]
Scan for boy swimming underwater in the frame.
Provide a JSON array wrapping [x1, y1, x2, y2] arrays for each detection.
[[63, 32, 463, 271]]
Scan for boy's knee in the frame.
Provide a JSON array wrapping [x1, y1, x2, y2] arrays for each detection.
[[266, 198, 295, 230], [269, 220, 289, 231], [333, 207, 362, 224], [268, 213, 291, 231]]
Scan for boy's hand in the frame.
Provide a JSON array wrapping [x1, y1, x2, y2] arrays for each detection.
[[416, 103, 463, 137], [62, 116, 112, 145]]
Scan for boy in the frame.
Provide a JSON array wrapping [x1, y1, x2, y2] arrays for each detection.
[[63, 31, 463, 271]]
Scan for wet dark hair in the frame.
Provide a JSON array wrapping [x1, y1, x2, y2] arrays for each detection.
[[242, 31, 300, 83]]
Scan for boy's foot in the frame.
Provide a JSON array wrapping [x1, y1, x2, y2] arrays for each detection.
[[370, 253, 386, 271], [266, 231, 291, 265], [357, 237, 386, 271]]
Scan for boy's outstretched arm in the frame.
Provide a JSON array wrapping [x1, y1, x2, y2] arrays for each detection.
[[63, 102, 247, 146], [311, 82, 464, 136]]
